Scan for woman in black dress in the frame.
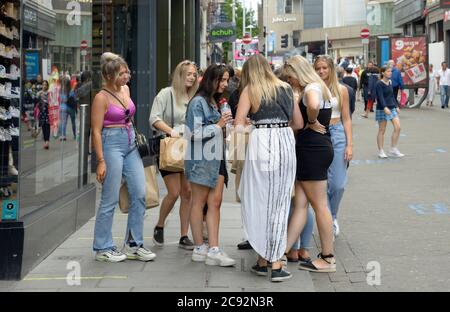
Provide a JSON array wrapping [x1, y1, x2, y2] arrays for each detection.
[[281, 55, 336, 273]]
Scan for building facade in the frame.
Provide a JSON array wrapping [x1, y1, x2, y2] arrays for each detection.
[[258, 0, 304, 56], [0, 0, 201, 280]]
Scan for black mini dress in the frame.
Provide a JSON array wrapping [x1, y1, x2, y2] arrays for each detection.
[[296, 83, 334, 181]]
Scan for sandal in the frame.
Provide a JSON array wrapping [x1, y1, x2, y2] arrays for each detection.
[[298, 253, 336, 273]]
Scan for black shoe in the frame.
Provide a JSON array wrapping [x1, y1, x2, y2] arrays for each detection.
[[178, 236, 194, 250], [153, 226, 164, 247], [250, 263, 268, 276], [271, 268, 292, 282], [237, 240, 252, 250]]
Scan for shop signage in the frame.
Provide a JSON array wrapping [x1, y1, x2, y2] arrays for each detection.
[[441, 0, 450, 8], [390, 36, 428, 88], [272, 17, 297, 23], [1, 200, 18, 221], [25, 50, 41, 80], [209, 23, 236, 43], [24, 7, 38, 28]]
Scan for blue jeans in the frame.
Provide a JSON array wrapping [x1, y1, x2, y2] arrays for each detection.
[[60, 105, 77, 138], [289, 200, 315, 250], [93, 128, 146, 251], [328, 122, 348, 221], [440, 85, 450, 107]]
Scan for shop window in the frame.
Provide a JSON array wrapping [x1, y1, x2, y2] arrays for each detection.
[[285, 0, 293, 14], [18, 0, 92, 217]]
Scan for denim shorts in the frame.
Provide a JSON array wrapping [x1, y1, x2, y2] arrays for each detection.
[[375, 108, 398, 122]]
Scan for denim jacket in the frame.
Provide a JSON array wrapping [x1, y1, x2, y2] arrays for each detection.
[[184, 95, 224, 188]]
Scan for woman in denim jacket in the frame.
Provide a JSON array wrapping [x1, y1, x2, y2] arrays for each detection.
[[184, 64, 235, 267]]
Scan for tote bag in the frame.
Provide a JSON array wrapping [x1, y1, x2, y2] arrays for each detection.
[[119, 165, 159, 213]]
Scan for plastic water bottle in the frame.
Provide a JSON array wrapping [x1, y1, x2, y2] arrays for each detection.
[[219, 98, 232, 124], [219, 98, 232, 135]]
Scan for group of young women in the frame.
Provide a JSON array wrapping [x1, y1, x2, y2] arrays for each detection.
[[89, 51, 402, 283]]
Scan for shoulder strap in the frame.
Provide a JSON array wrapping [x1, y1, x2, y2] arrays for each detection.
[[170, 89, 174, 128], [102, 88, 127, 110]]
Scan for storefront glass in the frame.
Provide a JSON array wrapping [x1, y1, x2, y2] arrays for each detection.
[[19, 0, 92, 217]]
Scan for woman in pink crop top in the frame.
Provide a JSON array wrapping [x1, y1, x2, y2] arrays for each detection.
[[91, 52, 156, 263]]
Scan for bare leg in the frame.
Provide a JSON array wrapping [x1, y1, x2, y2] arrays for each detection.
[[156, 174, 181, 228], [205, 176, 225, 248], [301, 180, 335, 268], [377, 120, 387, 151], [390, 117, 401, 149], [190, 183, 210, 246], [285, 182, 309, 253], [179, 173, 192, 237]]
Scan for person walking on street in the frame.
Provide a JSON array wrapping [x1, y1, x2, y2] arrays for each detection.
[[91, 52, 156, 263], [314, 55, 353, 238], [282, 55, 336, 273], [436, 61, 450, 109], [236, 55, 302, 282], [375, 66, 404, 159], [37, 81, 50, 150], [150, 60, 199, 250], [388, 60, 404, 107], [427, 64, 436, 106], [185, 64, 236, 267]]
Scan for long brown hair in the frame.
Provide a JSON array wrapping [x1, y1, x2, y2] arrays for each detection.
[[240, 54, 290, 113]]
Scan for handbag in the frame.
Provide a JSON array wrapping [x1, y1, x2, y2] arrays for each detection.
[[149, 130, 164, 157], [102, 89, 150, 158], [399, 90, 408, 107], [159, 90, 186, 172], [119, 165, 159, 213]]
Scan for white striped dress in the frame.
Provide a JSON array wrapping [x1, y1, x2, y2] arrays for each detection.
[[238, 87, 296, 262]]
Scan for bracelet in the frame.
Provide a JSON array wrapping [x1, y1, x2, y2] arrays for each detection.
[[98, 158, 105, 162], [307, 119, 317, 124]]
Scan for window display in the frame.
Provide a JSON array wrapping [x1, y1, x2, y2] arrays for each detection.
[[0, 0, 20, 222]]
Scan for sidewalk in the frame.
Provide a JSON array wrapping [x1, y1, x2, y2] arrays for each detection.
[[1, 101, 450, 292], [0, 171, 315, 292]]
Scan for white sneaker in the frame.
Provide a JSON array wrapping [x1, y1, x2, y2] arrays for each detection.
[[95, 248, 127, 263], [205, 249, 236, 267], [378, 150, 388, 159], [333, 219, 340, 237], [122, 244, 156, 261], [192, 244, 208, 262], [388, 148, 405, 158]]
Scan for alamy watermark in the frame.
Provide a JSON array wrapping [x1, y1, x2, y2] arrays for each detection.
[[366, 261, 381, 286]]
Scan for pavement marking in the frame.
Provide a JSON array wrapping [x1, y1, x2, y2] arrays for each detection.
[[351, 158, 400, 166], [435, 148, 447, 153], [408, 204, 427, 215], [408, 203, 450, 215], [78, 237, 153, 240], [432, 203, 450, 215], [23, 276, 128, 281]]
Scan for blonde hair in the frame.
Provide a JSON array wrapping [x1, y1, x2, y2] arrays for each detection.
[[282, 55, 331, 102], [100, 52, 129, 84], [241, 54, 290, 113], [314, 55, 342, 111], [171, 60, 199, 106]]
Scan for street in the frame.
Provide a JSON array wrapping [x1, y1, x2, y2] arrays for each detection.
[[1, 100, 449, 292]]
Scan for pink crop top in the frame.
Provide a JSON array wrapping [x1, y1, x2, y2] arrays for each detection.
[[103, 100, 136, 127]]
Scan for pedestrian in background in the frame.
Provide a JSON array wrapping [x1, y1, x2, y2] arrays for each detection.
[[282, 55, 336, 273], [91, 52, 155, 263], [150, 60, 199, 250], [361, 65, 379, 118], [314, 55, 353, 238], [185, 64, 236, 267], [375, 66, 404, 159], [388, 60, 404, 106], [427, 64, 436, 107], [236, 54, 302, 282], [436, 61, 450, 109]]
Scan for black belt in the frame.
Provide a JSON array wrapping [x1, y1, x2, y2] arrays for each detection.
[[255, 122, 289, 129]]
